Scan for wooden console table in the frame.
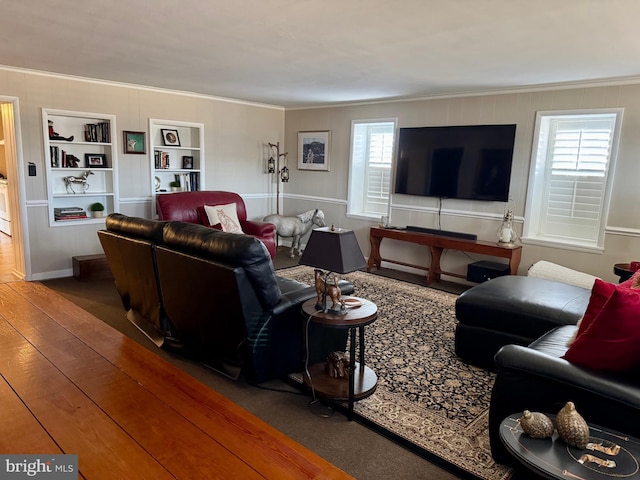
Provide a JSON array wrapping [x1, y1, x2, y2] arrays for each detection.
[[367, 226, 522, 285]]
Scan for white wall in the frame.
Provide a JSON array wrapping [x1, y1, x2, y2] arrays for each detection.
[[284, 84, 640, 283], [0, 68, 285, 279]]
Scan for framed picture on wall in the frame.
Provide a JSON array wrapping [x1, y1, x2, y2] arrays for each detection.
[[123, 131, 146, 154], [298, 130, 330, 171]]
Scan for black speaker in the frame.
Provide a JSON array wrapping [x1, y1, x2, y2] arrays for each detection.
[[466, 260, 510, 283]]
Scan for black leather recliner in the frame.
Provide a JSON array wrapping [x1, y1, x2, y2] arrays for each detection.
[[99, 213, 353, 383]]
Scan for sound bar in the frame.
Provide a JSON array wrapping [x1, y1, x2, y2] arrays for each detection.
[[405, 225, 477, 241]]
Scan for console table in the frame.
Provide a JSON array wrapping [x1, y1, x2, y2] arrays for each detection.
[[367, 226, 522, 285]]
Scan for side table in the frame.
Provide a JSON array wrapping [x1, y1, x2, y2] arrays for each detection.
[[500, 413, 640, 480], [614, 263, 634, 283], [301, 297, 378, 420]]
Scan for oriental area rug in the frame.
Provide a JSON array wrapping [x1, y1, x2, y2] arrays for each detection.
[[277, 266, 512, 480]]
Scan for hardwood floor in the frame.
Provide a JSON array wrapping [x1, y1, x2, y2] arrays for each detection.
[[0, 281, 353, 479], [0, 232, 15, 283]]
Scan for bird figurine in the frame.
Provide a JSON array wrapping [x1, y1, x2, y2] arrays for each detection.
[[556, 401, 590, 449], [519, 410, 554, 439]]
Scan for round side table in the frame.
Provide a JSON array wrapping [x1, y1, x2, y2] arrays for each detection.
[[613, 263, 634, 283], [301, 297, 378, 420]]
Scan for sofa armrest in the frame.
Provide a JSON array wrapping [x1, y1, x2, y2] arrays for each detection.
[[489, 336, 640, 466], [242, 220, 276, 237], [495, 344, 640, 409]]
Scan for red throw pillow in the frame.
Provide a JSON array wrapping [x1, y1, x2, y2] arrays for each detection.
[[563, 286, 640, 371], [620, 270, 640, 289], [569, 279, 616, 343]]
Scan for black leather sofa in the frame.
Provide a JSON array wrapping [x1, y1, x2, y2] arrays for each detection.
[[98, 213, 353, 383], [454, 275, 640, 468]]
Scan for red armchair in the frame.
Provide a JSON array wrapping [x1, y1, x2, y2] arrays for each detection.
[[156, 191, 277, 259]]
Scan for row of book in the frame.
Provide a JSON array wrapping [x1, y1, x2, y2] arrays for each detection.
[[174, 173, 200, 192], [50, 146, 82, 168], [155, 150, 196, 170], [155, 150, 170, 169], [54, 206, 88, 221], [84, 122, 111, 143]]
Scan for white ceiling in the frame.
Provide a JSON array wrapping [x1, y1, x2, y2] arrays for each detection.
[[2, 0, 640, 108]]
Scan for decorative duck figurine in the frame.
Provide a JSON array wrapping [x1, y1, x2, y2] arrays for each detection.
[[519, 410, 554, 438], [556, 401, 590, 449]]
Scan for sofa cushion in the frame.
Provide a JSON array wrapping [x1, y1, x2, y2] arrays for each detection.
[[527, 260, 599, 289], [456, 276, 589, 339], [203, 203, 244, 233], [563, 285, 640, 371]]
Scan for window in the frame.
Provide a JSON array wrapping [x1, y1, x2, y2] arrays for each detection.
[[347, 119, 396, 219], [523, 109, 623, 250]]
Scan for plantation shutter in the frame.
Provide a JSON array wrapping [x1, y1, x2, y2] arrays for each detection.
[[541, 117, 615, 241], [364, 125, 393, 214]]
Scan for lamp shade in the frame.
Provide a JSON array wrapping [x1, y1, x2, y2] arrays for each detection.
[[299, 227, 366, 273]]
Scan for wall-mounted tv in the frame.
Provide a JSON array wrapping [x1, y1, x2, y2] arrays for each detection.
[[393, 124, 516, 202]]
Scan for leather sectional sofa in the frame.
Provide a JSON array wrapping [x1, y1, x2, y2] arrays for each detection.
[[98, 213, 353, 383], [454, 275, 640, 468], [156, 190, 278, 259]]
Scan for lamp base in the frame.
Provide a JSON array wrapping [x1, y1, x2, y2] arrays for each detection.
[[314, 303, 348, 315]]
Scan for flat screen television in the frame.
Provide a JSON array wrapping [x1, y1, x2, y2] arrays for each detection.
[[393, 124, 516, 202]]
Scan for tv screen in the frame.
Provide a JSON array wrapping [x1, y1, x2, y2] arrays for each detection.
[[393, 124, 516, 202]]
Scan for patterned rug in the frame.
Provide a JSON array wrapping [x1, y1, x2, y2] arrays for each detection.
[[278, 266, 512, 480]]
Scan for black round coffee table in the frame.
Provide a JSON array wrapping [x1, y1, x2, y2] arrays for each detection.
[[500, 414, 640, 480]]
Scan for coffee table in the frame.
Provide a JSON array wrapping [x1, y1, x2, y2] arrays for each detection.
[[500, 413, 640, 480], [301, 297, 378, 420]]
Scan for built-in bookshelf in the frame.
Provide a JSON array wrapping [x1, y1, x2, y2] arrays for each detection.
[[42, 108, 119, 227], [149, 118, 204, 217]]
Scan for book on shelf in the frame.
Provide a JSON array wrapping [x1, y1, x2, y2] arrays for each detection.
[[155, 150, 170, 169], [84, 122, 111, 143], [54, 206, 84, 213], [55, 213, 88, 220], [174, 172, 199, 192]]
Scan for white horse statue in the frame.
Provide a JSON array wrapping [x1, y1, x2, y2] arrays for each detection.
[[63, 170, 94, 194], [263, 209, 326, 257]]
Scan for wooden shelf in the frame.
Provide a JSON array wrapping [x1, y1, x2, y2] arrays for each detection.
[[303, 363, 377, 402]]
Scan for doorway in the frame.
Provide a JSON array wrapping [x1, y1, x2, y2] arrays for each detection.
[[0, 98, 27, 283]]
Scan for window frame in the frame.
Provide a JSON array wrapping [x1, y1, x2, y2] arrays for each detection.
[[522, 108, 623, 252], [346, 118, 397, 221]]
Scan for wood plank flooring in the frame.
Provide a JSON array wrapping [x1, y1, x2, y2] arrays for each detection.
[[0, 232, 16, 283], [0, 281, 353, 480]]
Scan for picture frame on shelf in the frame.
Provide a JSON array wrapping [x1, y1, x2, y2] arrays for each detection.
[[182, 156, 194, 169], [161, 129, 181, 146], [298, 130, 330, 171], [123, 131, 146, 154], [85, 153, 107, 168]]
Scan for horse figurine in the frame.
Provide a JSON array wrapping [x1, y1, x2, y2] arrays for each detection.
[[314, 268, 345, 313], [63, 170, 94, 194], [263, 208, 325, 257]]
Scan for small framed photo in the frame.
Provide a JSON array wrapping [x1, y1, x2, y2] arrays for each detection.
[[161, 128, 181, 146], [123, 131, 146, 154], [85, 153, 107, 168], [298, 130, 330, 171], [182, 156, 194, 169]]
